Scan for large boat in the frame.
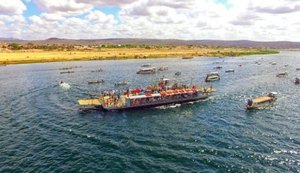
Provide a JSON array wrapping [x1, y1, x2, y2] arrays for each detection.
[[246, 92, 277, 110], [205, 72, 220, 82], [137, 67, 156, 74], [78, 78, 215, 111]]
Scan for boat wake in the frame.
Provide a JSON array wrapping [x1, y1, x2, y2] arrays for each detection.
[[155, 103, 181, 109]]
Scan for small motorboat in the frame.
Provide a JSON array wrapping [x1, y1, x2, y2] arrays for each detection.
[[115, 81, 128, 86], [59, 66, 82, 70], [60, 81, 70, 89], [182, 56, 193, 59], [175, 72, 181, 76], [88, 80, 104, 84], [91, 69, 103, 72], [271, 62, 277, 65], [141, 63, 151, 67], [255, 61, 261, 65], [246, 92, 277, 110], [137, 67, 156, 74], [296, 68, 300, 71], [295, 77, 300, 84], [158, 66, 168, 71], [60, 71, 74, 74], [214, 66, 222, 69], [205, 72, 220, 82], [225, 69, 235, 73], [276, 72, 288, 77], [59, 67, 72, 70]]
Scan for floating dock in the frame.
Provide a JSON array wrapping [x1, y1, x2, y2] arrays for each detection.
[[78, 99, 101, 106]]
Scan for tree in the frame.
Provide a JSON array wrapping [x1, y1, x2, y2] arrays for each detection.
[[27, 42, 35, 49], [8, 43, 22, 50]]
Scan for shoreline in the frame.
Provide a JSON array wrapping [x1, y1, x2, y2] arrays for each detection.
[[0, 47, 279, 65]]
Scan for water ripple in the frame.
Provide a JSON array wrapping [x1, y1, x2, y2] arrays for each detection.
[[1, 52, 300, 172]]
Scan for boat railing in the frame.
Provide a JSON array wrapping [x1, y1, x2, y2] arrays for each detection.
[[99, 87, 214, 109], [128, 91, 207, 107]]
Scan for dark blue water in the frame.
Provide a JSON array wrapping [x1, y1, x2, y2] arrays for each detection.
[[0, 51, 299, 172]]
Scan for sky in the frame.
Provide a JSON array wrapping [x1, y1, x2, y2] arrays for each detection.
[[0, 0, 299, 41]]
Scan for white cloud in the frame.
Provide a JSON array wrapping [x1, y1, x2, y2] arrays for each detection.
[[85, 10, 117, 25], [34, 0, 93, 15], [0, 0, 26, 15], [1, 0, 300, 41], [248, 0, 300, 14], [41, 13, 66, 21], [22, 10, 118, 39], [75, 0, 136, 7], [0, 14, 26, 38]]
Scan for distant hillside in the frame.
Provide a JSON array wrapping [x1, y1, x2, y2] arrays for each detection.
[[0, 37, 20, 41], [193, 40, 300, 49], [2, 38, 300, 49]]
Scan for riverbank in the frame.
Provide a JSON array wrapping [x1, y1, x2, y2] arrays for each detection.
[[0, 46, 278, 65]]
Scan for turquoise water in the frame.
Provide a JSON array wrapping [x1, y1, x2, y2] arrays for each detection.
[[0, 51, 299, 172]]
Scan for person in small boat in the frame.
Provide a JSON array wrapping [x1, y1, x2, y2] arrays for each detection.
[[295, 77, 300, 84], [268, 92, 276, 97], [247, 99, 253, 106]]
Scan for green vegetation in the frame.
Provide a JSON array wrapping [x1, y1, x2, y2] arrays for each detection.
[[8, 43, 22, 50], [216, 49, 279, 57]]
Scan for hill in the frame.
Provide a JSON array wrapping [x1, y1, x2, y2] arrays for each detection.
[[1, 38, 300, 49]]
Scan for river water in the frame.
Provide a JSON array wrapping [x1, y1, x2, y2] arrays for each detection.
[[0, 51, 299, 172]]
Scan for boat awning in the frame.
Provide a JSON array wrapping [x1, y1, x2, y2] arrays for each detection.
[[207, 72, 219, 76], [128, 93, 161, 99], [139, 67, 156, 70]]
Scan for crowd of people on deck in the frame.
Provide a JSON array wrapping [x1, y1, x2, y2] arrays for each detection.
[[99, 78, 207, 108]]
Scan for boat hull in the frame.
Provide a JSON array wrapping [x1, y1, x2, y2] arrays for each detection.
[[205, 77, 220, 82], [246, 98, 277, 110], [136, 71, 156, 74], [104, 94, 210, 111]]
